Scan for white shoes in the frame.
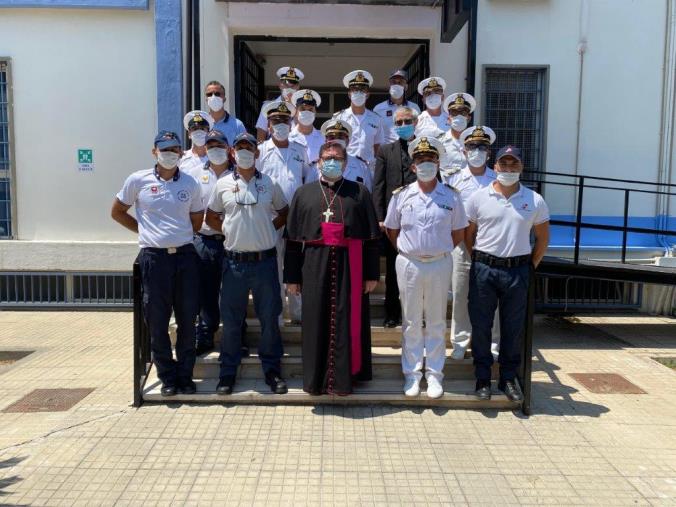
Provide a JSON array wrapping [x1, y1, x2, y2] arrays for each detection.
[[403, 376, 420, 397], [426, 375, 444, 399]]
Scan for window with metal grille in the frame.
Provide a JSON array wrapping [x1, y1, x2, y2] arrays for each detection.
[[0, 60, 13, 238], [483, 66, 548, 182]]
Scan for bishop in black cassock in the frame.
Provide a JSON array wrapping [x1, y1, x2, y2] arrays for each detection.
[[284, 143, 380, 395]]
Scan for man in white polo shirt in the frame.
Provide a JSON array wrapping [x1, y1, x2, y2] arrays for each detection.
[[384, 136, 468, 399], [465, 145, 550, 401], [111, 130, 204, 397], [205, 133, 289, 396]]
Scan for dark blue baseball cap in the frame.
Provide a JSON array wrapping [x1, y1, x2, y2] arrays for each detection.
[[233, 132, 257, 148], [154, 130, 181, 149], [495, 145, 523, 162], [206, 129, 229, 145]]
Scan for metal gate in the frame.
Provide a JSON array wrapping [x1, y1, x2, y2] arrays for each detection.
[[234, 39, 264, 134], [402, 45, 429, 110]]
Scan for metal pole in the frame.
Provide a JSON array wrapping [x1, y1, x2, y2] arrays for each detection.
[[192, 0, 201, 110], [621, 189, 630, 263], [519, 265, 536, 416], [574, 176, 585, 264], [132, 261, 142, 407]]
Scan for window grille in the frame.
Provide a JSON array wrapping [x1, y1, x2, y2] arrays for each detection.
[[0, 60, 13, 238], [483, 67, 547, 183]]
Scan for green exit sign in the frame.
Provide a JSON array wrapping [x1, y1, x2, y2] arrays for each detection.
[[78, 149, 92, 164], [77, 148, 94, 172]]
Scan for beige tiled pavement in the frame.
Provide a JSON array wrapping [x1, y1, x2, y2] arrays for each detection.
[[0, 311, 674, 505]]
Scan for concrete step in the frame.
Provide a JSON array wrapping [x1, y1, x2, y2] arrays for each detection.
[[171, 319, 456, 348], [142, 367, 519, 410], [191, 346, 492, 380]]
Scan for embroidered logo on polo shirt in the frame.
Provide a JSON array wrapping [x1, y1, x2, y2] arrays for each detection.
[[256, 185, 266, 193], [151, 186, 158, 194], [177, 190, 190, 202]]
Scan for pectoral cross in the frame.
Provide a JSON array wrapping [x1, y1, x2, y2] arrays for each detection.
[[322, 208, 334, 222]]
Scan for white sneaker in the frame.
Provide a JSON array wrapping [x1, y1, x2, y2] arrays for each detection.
[[450, 347, 466, 360], [426, 376, 444, 399], [403, 376, 420, 397]]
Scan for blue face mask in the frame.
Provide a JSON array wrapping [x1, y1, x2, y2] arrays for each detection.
[[321, 158, 343, 179], [394, 124, 415, 140]]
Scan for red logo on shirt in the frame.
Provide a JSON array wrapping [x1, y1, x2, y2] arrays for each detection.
[[151, 186, 158, 194]]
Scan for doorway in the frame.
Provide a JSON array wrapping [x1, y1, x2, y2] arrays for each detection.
[[234, 36, 430, 133]]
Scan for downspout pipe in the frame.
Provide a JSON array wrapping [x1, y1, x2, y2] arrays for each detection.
[[192, 0, 201, 111], [656, 0, 676, 254], [573, 0, 588, 200]]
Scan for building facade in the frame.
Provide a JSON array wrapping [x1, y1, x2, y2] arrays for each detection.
[[0, 0, 674, 306]]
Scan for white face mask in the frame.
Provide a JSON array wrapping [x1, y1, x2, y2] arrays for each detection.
[[297, 110, 316, 126], [281, 87, 295, 99], [235, 149, 255, 169], [389, 84, 404, 100], [207, 95, 224, 112], [425, 94, 442, 110], [496, 172, 521, 186], [415, 161, 438, 182], [467, 149, 488, 168], [350, 91, 367, 107], [328, 138, 347, 148], [207, 147, 229, 166], [191, 130, 207, 147], [271, 123, 290, 141], [157, 151, 180, 170], [451, 115, 468, 132]]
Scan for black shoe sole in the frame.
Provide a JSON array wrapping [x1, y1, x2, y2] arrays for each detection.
[[161, 389, 177, 397]]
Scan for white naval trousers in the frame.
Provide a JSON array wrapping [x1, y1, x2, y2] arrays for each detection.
[[450, 244, 500, 359], [276, 237, 302, 321], [396, 252, 453, 382]]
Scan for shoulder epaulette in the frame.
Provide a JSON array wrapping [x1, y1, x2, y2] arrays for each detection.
[[355, 156, 368, 165], [444, 183, 460, 193], [443, 166, 461, 176], [392, 184, 408, 195]]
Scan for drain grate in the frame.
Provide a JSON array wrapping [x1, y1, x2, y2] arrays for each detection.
[[2, 388, 94, 413], [0, 350, 34, 367], [569, 373, 646, 394]]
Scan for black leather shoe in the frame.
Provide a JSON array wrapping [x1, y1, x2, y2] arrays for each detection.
[[160, 384, 177, 397], [195, 342, 214, 356], [499, 380, 523, 402], [216, 375, 236, 395], [383, 318, 399, 328], [265, 371, 288, 394], [475, 381, 491, 400], [178, 379, 197, 395]]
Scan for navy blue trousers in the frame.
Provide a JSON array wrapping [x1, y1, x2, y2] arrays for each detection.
[[193, 234, 224, 345], [468, 261, 530, 383], [139, 246, 199, 386], [219, 255, 283, 377]]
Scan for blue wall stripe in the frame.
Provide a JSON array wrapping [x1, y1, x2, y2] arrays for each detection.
[[549, 215, 676, 249], [154, 0, 183, 143], [0, 0, 147, 8]]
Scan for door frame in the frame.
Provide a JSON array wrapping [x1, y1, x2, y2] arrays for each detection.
[[233, 35, 430, 129]]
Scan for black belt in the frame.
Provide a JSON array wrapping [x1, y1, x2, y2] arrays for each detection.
[[143, 244, 194, 255], [197, 232, 225, 241], [472, 250, 531, 268], [224, 247, 276, 262]]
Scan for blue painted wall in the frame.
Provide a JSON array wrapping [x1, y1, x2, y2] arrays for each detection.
[[154, 0, 183, 143], [549, 215, 676, 250], [0, 0, 147, 8]]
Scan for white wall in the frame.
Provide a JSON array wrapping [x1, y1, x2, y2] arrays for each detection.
[[476, 0, 668, 217], [199, 1, 468, 114], [0, 8, 157, 242]]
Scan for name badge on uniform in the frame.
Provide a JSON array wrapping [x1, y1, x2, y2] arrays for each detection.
[[438, 203, 453, 211]]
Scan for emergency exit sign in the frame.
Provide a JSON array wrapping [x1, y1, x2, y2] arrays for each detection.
[[78, 149, 94, 172]]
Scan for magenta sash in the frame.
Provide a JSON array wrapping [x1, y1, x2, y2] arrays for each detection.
[[306, 222, 363, 374]]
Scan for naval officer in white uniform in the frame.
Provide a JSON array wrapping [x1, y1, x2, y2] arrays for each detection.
[[384, 136, 468, 399]]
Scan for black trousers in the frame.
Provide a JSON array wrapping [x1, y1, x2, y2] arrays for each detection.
[[382, 233, 401, 321]]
